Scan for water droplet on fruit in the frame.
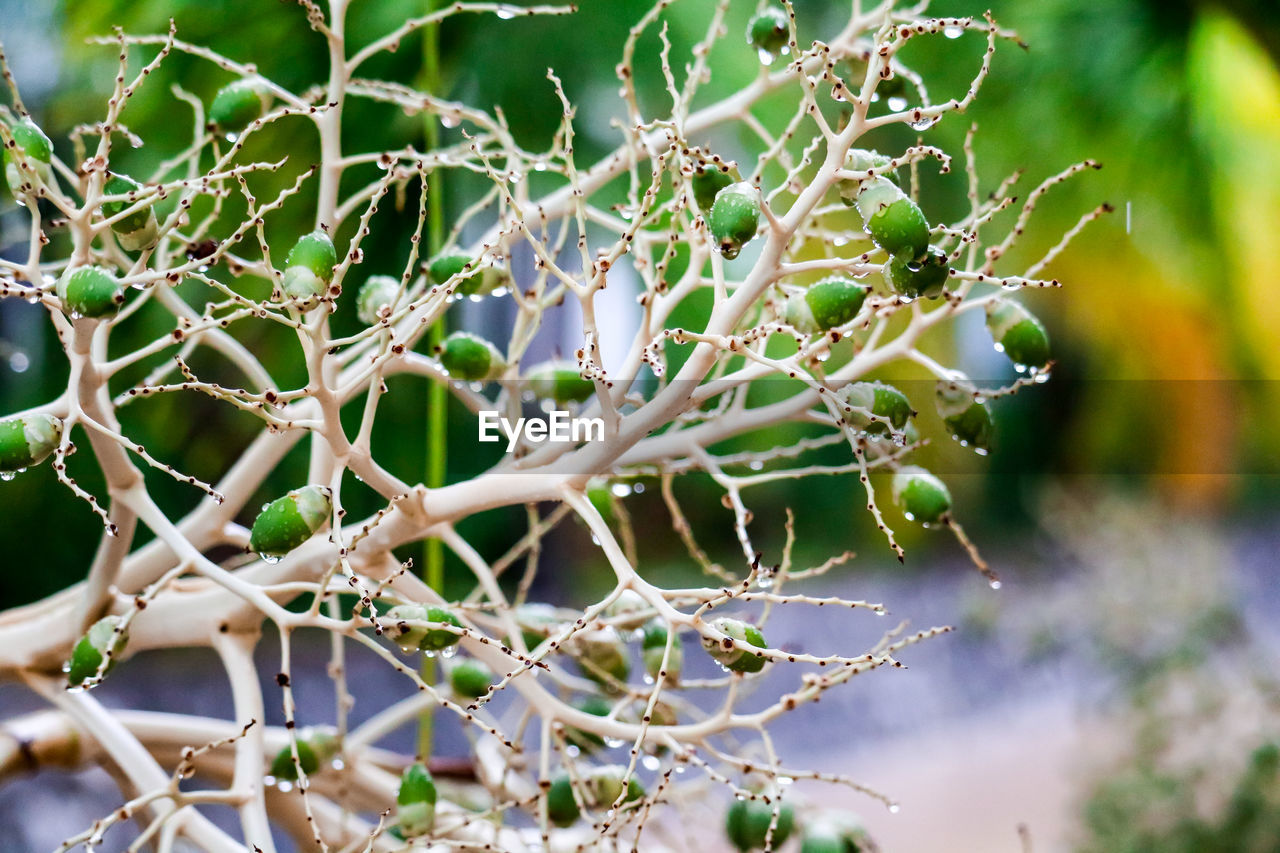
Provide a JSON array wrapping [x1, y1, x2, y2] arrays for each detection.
[[887, 96, 908, 111], [944, 26, 964, 39]]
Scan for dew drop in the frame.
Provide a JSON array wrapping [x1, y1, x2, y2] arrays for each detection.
[[887, 96, 908, 112], [441, 114, 461, 129], [276, 780, 294, 793], [331, 758, 345, 770], [260, 554, 281, 564], [642, 755, 661, 771], [9, 352, 29, 373], [888, 802, 901, 814], [909, 116, 937, 131], [757, 48, 777, 65], [989, 579, 1002, 590], [749, 460, 764, 471], [944, 26, 964, 39], [0, 471, 16, 482], [495, 5, 516, 18], [611, 483, 633, 497], [224, 133, 239, 144], [604, 737, 625, 749], [439, 645, 458, 659]]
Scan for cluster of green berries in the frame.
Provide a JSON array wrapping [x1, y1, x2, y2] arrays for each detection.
[[726, 798, 875, 852]]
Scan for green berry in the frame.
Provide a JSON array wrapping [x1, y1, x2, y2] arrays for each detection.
[[248, 485, 332, 560], [692, 163, 735, 212], [385, 603, 431, 651], [892, 465, 951, 525], [936, 383, 993, 454], [356, 275, 400, 325], [209, 79, 271, 133], [885, 245, 949, 300], [642, 618, 683, 683], [448, 659, 495, 699], [56, 266, 125, 319], [428, 251, 507, 296], [708, 182, 760, 260], [281, 230, 337, 306], [419, 606, 463, 651], [0, 413, 62, 473], [855, 176, 929, 260], [3, 117, 52, 196], [784, 276, 868, 333], [67, 616, 128, 687], [547, 767, 643, 826], [838, 149, 898, 206], [439, 331, 505, 382], [575, 628, 630, 688], [269, 739, 319, 781], [836, 381, 913, 436], [565, 695, 611, 752], [703, 617, 767, 674], [800, 818, 872, 853], [986, 298, 1051, 371], [725, 798, 795, 851], [514, 603, 562, 650], [397, 763, 437, 837], [527, 362, 595, 405], [746, 7, 789, 57], [102, 173, 159, 252], [547, 775, 581, 827]]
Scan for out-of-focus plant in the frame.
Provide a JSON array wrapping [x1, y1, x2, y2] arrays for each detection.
[[0, 0, 1105, 848]]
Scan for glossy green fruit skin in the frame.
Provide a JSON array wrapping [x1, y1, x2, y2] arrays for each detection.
[[397, 763, 437, 836], [57, 266, 125, 319], [270, 739, 318, 780], [839, 149, 898, 206], [209, 79, 271, 132], [546, 768, 644, 827], [703, 618, 767, 674], [102, 173, 159, 251], [855, 177, 929, 260], [449, 659, 494, 698], [282, 230, 337, 303], [642, 619, 683, 682], [356, 275, 400, 324], [439, 331, 502, 381], [547, 775, 581, 827], [0, 414, 62, 472], [747, 8, 789, 55], [576, 628, 630, 687], [4, 117, 52, 195], [725, 799, 796, 851], [886, 246, 949, 299], [937, 385, 993, 453], [892, 466, 951, 524], [787, 277, 868, 332], [566, 695, 611, 752], [428, 251, 505, 296], [385, 603, 431, 650], [693, 165, 735, 212], [67, 616, 128, 687], [986, 299, 1051, 370], [248, 485, 331, 559], [838, 381, 913, 435], [800, 829, 866, 853], [419, 606, 462, 651], [709, 182, 760, 260], [528, 363, 595, 405]]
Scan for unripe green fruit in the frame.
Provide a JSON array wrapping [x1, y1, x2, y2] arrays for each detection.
[[703, 618, 767, 674], [892, 465, 951, 525], [692, 164, 735, 212], [439, 331, 505, 382], [385, 603, 431, 650], [800, 820, 871, 853], [397, 763, 437, 837], [248, 485, 332, 560], [419, 606, 462, 651], [855, 176, 929, 261], [3, 117, 52, 196], [270, 739, 318, 781], [281, 230, 337, 305], [708, 182, 760, 260], [0, 413, 62, 473], [449, 659, 495, 699], [56, 266, 125, 319], [725, 798, 795, 851], [836, 381, 913, 436], [527, 362, 595, 405], [546, 775, 580, 827], [575, 627, 630, 687], [986, 298, 1051, 371], [936, 383, 993, 453], [356, 274, 400, 324], [547, 767, 644, 827], [514, 602, 562, 650], [428, 251, 507, 296], [102, 173, 159, 251], [839, 149, 898, 206], [209, 79, 271, 133], [565, 695, 611, 752], [886, 246, 949, 300], [67, 616, 128, 687], [784, 276, 869, 333], [642, 618, 683, 683], [746, 7, 789, 57], [603, 588, 649, 630]]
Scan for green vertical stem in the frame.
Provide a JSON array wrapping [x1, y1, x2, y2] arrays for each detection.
[[418, 0, 447, 763]]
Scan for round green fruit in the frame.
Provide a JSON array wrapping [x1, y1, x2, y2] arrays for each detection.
[[102, 173, 159, 251], [725, 798, 795, 851], [527, 362, 595, 405], [209, 79, 271, 133], [67, 616, 128, 687], [419, 606, 463, 652], [56, 266, 125, 319], [281, 230, 337, 305], [428, 251, 506, 296], [3, 117, 52, 195], [565, 695, 611, 752], [439, 331, 504, 382], [784, 276, 869, 333], [642, 618, 683, 683], [397, 763, 437, 837], [892, 466, 951, 525], [692, 163, 735, 212], [746, 7, 789, 57], [986, 299, 1051, 371], [708, 182, 761, 260], [855, 176, 929, 261], [936, 383, 993, 453], [449, 659, 495, 699], [269, 739, 319, 781], [248, 485, 332, 560], [839, 149, 898, 206], [0, 413, 62, 473], [574, 627, 630, 687], [886, 245, 949, 300], [355, 274, 401, 325], [836, 381, 913, 436], [703, 617, 767, 674]]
